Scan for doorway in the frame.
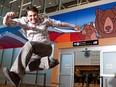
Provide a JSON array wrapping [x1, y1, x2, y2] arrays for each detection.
[[74, 51, 100, 87]]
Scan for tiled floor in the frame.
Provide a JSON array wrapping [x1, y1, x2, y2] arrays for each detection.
[[74, 83, 100, 87]]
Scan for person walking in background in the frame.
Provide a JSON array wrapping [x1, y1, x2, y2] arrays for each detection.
[[2, 5, 80, 87]]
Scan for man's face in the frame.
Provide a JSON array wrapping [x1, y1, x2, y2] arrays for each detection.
[[27, 10, 39, 24]]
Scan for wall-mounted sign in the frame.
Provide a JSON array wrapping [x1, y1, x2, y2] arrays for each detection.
[[65, 64, 70, 68], [73, 40, 99, 46]]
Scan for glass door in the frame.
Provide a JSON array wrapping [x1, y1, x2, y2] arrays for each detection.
[[59, 53, 74, 87]]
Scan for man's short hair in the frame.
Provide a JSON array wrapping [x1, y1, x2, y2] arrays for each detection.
[[26, 6, 39, 15]]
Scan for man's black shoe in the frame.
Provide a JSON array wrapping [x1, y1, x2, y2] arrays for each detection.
[[49, 58, 59, 68], [3, 67, 21, 87]]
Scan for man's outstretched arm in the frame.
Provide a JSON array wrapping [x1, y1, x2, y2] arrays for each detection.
[[61, 22, 81, 31]]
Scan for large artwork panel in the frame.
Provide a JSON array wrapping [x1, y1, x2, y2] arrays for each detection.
[[49, 1, 116, 42], [0, 1, 116, 49], [51, 10, 77, 25]]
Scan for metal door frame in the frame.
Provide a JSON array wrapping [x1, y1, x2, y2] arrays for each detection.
[[58, 52, 74, 87]]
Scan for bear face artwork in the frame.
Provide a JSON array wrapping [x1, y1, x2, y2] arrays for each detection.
[[81, 22, 98, 40], [95, 6, 116, 38]]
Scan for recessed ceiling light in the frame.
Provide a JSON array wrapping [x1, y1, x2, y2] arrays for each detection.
[[34, 5, 37, 6], [22, 2, 32, 7], [9, 0, 17, 3], [49, 2, 52, 4], [36, 6, 41, 8], [0, 5, 3, 7]]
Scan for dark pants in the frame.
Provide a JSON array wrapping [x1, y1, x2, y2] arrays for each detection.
[[10, 41, 52, 77]]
